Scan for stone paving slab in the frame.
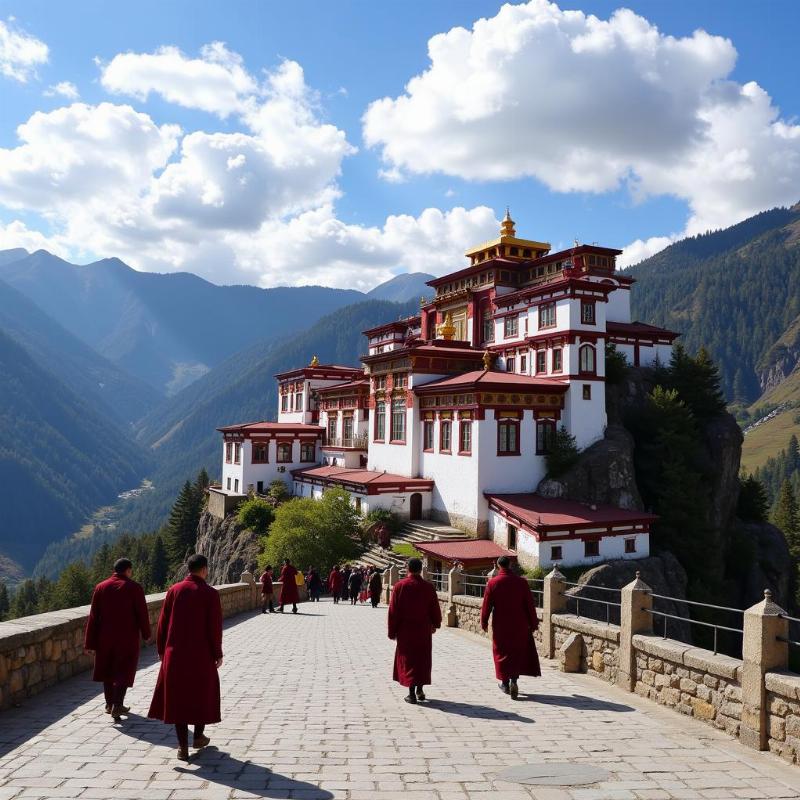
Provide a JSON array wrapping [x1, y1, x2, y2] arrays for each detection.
[[0, 599, 799, 799]]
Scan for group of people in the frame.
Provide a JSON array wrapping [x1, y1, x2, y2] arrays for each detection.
[[84, 554, 222, 762], [83, 550, 538, 762]]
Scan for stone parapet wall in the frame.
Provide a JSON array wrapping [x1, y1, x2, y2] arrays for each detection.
[[0, 581, 261, 711], [632, 634, 742, 736], [553, 613, 619, 683], [765, 671, 800, 763]]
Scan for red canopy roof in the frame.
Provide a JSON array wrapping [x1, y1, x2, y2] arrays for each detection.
[[415, 369, 568, 394], [606, 320, 679, 341], [486, 493, 657, 533], [217, 422, 323, 434], [292, 465, 433, 493], [415, 539, 515, 565]]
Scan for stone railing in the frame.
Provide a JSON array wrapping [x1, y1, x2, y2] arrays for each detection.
[[381, 564, 798, 762], [0, 574, 262, 711]]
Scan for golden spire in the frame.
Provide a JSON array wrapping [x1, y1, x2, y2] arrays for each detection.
[[482, 350, 494, 371], [309, 355, 320, 367], [437, 311, 456, 341], [500, 207, 516, 237]]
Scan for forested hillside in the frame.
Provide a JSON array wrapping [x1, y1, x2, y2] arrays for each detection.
[[630, 204, 800, 404], [0, 329, 151, 576]]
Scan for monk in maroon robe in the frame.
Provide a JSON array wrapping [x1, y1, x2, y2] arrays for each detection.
[[260, 565, 274, 614], [388, 557, 442, 704], [480, 555, 541, 699], [84, 558, 151, 721], [278, 558, 299, 613], [148, 554, 223, 762], [328, 566, 343, 604]]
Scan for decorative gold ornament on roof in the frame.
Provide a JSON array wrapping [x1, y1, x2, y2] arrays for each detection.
[[500, 207, 516, 237], [482, 350, 494, 371], [437, 311, 456, 341], [309, 355, 320, 367]]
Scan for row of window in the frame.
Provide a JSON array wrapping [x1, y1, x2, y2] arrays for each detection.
[[416, 418, 557, 457], [504, 343, 596, 377], [499, 300, 596, 342], [423, 419, 472, 454], [374, 399, 406, 442], [226, 441, 316, 464], [505, 524, 636, 559]]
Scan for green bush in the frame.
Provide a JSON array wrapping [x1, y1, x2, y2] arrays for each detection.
[[545, 426, 579, 478], [237, 497, 275, 534], [267, 480, 290, 503], [364, 508, 403, 536]]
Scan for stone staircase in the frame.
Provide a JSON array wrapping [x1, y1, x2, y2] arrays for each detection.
[[358, 520, 468, 571]]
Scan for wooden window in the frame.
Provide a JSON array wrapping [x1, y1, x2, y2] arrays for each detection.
[[583, 384, 592, 400], [585, 540, 600, 558], [375, 375, 386, 391], [234, 478, 239, 493], [343, 416, 354, 441], [459, 421, 472, 455], [536, 420, 556, 455], [552, 348, 563, 373], [551, 545, 562, 561], [252, 443, 269, 464], [507, 524, 517, 550], [539, 302, 556, 329], [579, 344, 596, 375], [226, 477, 231, 490], [506, 356, 515, 373], [536, 350, 547, 374], [423, 420, 434, 451], [440, 420, 452, 453], [520, 354, 527, 373], [327, 416, 337, 442], [391, 398, 406, 442], [277, 442, 292, 463], [234, 443, 242, 464], [300, 442, 315, 462], [393, 372, 408, 388], [225, 442, 233, 463], [280, 394, 288, 412], [375, 401, 386, 441], [482, 314, 494, 343], [504, 315, 518, 338], [625, 538, 636, 554], [581, 300, 596, 325], [497, 419, 520, 455]]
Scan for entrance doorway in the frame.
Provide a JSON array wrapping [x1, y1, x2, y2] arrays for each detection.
[[410, 493, 423, 520]]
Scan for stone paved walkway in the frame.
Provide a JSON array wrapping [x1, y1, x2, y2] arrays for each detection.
[[0, 598, 799, 800]]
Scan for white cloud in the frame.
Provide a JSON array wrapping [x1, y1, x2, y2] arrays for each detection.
[[100, 42, 257, 117], [617, 235, 676, 269], [0, 219, 69, 256], [44, 81, 79, 99], [363, 0, 800, 249], [0, 19, 48, 82]]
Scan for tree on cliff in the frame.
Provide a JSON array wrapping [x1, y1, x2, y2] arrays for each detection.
[[51, 563, 94, 609], [165, 480, 203, 568], [774, 479, 800, 558], [546, 426, 579, 477], [149, 535, 169, 590], [662, 344, 726, 421], [259, 487, 360, 573], [0, 582, 9, 620], [737, 475, 770, 522], [237, 497, 275, 534]]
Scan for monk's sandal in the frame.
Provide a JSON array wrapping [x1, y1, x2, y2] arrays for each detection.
[[177, 748, 190, 762], [193, 735, 210, 749]]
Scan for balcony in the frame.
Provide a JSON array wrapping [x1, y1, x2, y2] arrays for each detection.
[[321, 434, 369, 451]]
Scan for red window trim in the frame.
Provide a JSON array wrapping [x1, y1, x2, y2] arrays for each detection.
[[374, 401, 386, 442], [423, 420, 434, 453], [538, 301, 557, 330], [535, 350, 547, 374], [439, 420, 452, 454], [233, 442, 242, 465], [225, 442, 233, 464], [299, 442, 316, 463], [551, 347, 563, 374], [580, 299, 597, 326], [251, 443, 269, 464], [535, 419, 556, 456], [458, 420, 472, 456], [276, 441, 293, 463], [578, 343, 597, 376], [497, 419, 520, 456]]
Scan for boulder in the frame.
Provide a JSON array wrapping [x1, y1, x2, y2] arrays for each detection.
[[738, 521, 793, 610], [559, 632, 583, 673], [189, 511, 261, 586]]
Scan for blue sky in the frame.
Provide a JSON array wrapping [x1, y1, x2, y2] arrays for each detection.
[[0, 0, 798, 289]]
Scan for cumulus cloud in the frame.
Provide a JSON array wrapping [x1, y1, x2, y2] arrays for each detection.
[[0, 219, 69, 256], [0, 19, 48, 82], [44, 81, 79, 99], [100, 41, 257, 117], [364, 0, 800, 256]]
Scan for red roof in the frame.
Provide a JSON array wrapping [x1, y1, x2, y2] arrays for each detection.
[[607, 321, 679, 341], [363, 316, 421, 337], [486, 493, 657, 532], [292, 466, 433, 492], [415, 539, 515, 565], [217, 422, 323, 434], [415, 369, 568, 394], [315, 378, 369, 395], [274, 364, 363, 380]]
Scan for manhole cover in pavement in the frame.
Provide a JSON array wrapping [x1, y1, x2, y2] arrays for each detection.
[[495, 762, 610, 786]]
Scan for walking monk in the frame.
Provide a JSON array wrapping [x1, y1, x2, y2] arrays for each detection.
[[328, 565, 343, 604], [278, 558, 299, 613], [84, 558, 151, 722], [480, 555, 540, 699], [148, 554, 223, 762], [260, 565, 274, 614], [387, 557, 441, 704]]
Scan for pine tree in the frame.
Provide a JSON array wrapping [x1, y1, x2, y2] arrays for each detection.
[[545, 426, 580, 477], [150, 535, 168, 590], [52, 563, 94, 609], [788, 435, 800, 476], [11, 580, 39, 618], [0, 582, 9, 620], [774, 479, 800, 558], [738, 475, 769, 522], [666, 345, 726, 420], [165, 480, 202, 567]]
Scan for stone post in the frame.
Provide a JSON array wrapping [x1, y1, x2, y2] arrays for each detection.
[[421, 563, 429, 582], [446, 565, 464, 627], [542, 567, 567, 659], [617, 572, 653, 692], [239, 571, 257, 611], [384, 565, 400, 604], [240, 571, 254, 584], [740, 590, 788, 751]]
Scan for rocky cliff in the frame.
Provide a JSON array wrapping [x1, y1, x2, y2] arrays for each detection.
[[193, 511, 261, 585]]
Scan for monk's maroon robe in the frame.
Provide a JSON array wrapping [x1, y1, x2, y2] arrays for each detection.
[[260, 571, 273, 596], [328, 569, 342, 594], [480, 568, 541, 681], [279, 564, 299, 604], [148, 575, 223, 724], [84, 574, 151, 687], [388, 574, 442, 687]]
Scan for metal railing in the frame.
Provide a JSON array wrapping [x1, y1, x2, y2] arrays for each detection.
[[428, 571, 447, 593], [322, 435, 368, 450], [463, 574, 489, 598], [561, 581, 621, 625], [527, 577, 544, 608], [777, 612, 800, 648], [644, 592, 744, 656]]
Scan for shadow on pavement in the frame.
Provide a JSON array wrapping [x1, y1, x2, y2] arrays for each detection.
[[522, 693, 634, 712], [422, 698, 534, 723]]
